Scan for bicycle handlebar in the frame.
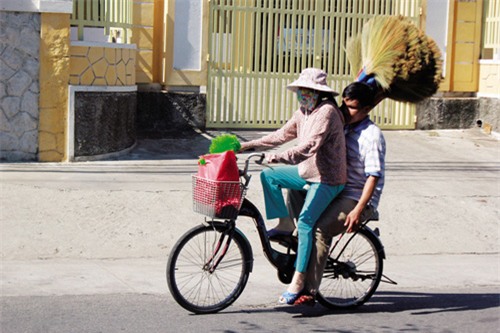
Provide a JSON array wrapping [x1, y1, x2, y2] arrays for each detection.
[[240, 153, 265, 186], [248, 152, 265, 164]]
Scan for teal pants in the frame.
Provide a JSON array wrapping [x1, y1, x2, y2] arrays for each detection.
[[260, 166, 344, 273]]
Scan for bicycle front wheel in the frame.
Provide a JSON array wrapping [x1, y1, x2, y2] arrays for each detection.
[[317, 227, 383, 308], [166, 222, 252, 314]]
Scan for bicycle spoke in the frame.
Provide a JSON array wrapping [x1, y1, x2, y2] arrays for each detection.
[[349, 249, 376, 267], [318, 229, 383, 308]]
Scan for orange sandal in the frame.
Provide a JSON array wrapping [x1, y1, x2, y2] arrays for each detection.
[[293, 294, 315, 306]]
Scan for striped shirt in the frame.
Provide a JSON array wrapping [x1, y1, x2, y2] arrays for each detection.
[[341, 117, 386, 209]]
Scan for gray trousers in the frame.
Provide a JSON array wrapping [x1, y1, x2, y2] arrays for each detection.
[[286, 190, 376, 295]]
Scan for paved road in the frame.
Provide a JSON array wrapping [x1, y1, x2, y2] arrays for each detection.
[[1, 129, 499, 332], [2, 287, 498, 333]]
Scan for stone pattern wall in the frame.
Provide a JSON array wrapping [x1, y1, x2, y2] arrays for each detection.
[[68, 42, 137, 160], [0, 11, 40, 161], [69, 44, 136, 86]]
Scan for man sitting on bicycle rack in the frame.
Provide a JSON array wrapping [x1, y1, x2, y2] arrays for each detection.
[[239, 68, 347, 305], [285, 81, 387, 305]]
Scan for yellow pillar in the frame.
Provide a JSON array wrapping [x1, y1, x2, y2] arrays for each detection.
[[152, 0, 165, 83], [133, 0, 155, 83], [39, 12, 70, 162], [450, 0, 484, 92]]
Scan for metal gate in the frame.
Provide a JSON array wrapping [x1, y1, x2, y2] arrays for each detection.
[[207, 0, 422, 129]]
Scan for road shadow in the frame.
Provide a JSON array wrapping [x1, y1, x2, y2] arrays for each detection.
[[216, 291, 499, 317], [118, 136, 211, 160], [108, 130, 265, 161], [280, 291, 500, 317]]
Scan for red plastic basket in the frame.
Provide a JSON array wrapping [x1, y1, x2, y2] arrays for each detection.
[[192, 175, 246, 219]]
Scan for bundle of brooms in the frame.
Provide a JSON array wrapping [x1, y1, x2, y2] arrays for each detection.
[[346, 15, 443, 104]]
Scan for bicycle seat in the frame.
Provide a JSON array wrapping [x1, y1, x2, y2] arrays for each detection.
[[368, 209, 379, 221]]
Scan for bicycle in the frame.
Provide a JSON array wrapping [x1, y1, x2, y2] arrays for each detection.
[[166, 153, 395, 314]]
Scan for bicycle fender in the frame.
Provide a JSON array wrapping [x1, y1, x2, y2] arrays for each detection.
[[234, 227, 254, 273], [363, 226, 386, 260]]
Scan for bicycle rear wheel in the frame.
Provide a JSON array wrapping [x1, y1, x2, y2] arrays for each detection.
[[167, 222, 252, 314], [317, 227, 383, 308]]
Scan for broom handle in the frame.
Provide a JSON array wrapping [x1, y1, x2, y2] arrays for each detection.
[[355, 67, 386, 108]]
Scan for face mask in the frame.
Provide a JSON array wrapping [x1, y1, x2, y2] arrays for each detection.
[[297, 89, 319, 111]]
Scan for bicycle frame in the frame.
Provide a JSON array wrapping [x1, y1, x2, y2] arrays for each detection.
[[238, 198, 297, 282], [200, 153, 389, 287], [200, 198, 296, 283]]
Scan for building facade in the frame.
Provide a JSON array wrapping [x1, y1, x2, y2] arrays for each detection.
[[1, 0, 498, 162]]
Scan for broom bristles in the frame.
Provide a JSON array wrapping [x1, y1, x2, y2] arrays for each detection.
[[346, 15, 444, 103], [346, 34, 362, 80], [389, 19, 444, 102], [361, 16, 408, 89]]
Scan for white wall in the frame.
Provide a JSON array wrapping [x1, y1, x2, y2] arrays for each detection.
[[426, 0, 449, 76], [173, 0, 202, 70], [0, 0, 72, 13]]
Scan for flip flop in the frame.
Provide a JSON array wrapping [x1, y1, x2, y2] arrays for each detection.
[[278, 290, 302, 305]]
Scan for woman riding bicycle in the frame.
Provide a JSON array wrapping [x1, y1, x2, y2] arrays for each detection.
[[286, 81, 386, 305], [239, 68, 347, 304]]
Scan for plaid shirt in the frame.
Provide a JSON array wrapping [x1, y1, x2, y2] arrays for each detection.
[[240, 101, 347, 186], [341, 117, 386, 209]]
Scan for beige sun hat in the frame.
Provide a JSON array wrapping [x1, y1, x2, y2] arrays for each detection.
[[287, 68, 339, 96]]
